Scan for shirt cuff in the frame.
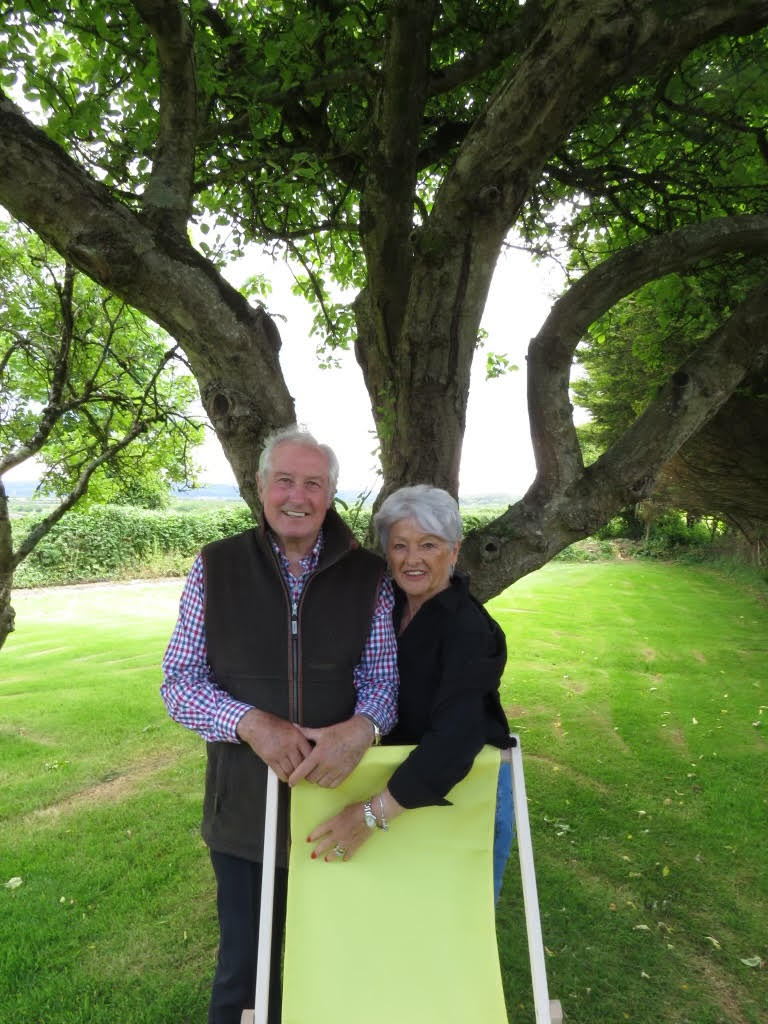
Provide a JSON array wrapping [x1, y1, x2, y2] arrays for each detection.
[[213, 698, 255, 743]]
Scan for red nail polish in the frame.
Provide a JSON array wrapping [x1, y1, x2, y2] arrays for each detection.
[[311, 851, 316, 859]]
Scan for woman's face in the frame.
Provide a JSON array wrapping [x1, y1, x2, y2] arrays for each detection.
[[386, 517, 460, 606]]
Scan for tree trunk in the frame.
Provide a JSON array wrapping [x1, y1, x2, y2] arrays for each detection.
[[355, 221, 504, 498], [0, 481, 16, 651]]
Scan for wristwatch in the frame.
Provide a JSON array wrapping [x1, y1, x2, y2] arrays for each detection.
[[360, 713, 381, 745], [362, 801, 377, 829]]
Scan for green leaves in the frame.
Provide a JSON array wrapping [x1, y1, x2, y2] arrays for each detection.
[[0, 219, 204, 508]]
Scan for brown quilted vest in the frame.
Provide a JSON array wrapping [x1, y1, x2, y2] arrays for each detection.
[[200, 507, 384, 864]]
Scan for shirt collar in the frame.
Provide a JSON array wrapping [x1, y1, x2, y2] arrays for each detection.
[[268, 528, 325, 574]]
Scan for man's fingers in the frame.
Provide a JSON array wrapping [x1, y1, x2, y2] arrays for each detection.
[[288, 751, 318, 787], [269, 760, 289, 783]]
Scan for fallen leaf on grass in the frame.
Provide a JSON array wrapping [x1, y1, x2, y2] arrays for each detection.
[[704, 935, 721, 950], [634, 924, 651, 931], [740, 956, 763, 968], [4, 877, 23, 890]]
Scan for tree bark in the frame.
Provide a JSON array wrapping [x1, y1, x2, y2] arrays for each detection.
[[0, 479, 14, 649], [462, 275, 768, 601], [653, 382, 768, 547]]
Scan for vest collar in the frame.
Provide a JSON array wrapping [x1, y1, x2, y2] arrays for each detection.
[[259, 505, 358, 570]]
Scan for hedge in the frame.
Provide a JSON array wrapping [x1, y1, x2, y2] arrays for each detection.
[[13, 504, 256, 587], [12, 502, 512, 589]]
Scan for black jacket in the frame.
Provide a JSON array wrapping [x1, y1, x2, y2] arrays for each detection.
[[385, 572, 511, 808]]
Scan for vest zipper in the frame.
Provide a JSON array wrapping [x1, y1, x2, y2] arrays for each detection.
[[291, 597, 299, 723]]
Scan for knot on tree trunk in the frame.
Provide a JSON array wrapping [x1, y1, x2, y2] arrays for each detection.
[[480, 536, 502, 561]]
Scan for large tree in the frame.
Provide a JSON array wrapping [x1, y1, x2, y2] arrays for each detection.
[[1, 1, 768, 601], [0, 219, 202, 648]]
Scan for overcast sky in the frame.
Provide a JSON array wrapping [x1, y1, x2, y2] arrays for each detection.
[[198, 243, 568, 499]]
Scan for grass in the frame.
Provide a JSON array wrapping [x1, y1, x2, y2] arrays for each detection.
[[493, 562, 768, 1024], [1, 564, 766, 1023]]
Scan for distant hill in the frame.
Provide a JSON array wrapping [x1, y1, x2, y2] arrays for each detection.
[[5, 479, 520, 507], [173, 483, 243, 500]]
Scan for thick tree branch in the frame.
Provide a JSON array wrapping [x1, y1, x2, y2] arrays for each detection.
[[433, 0, 768, 238], [132, 0, 198, 234], [460, 221, 768, 601], [358, 0, 438, 373], [0, 88, 295, 508], [575, 281, 768, 530], [527, 214, 768, 498], [0, 477, 15, 643]]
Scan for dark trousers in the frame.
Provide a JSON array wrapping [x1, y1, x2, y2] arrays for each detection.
[[208, 849, 289, 1024]]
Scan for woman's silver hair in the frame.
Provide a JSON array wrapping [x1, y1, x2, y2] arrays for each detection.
[[374, 484, 462, 548], [258, 424, 339, 493]]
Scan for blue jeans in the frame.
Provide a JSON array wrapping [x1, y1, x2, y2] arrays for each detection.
[[494, 760, 515, 904]]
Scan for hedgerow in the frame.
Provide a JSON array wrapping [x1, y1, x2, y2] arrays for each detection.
[[10, 501, 741, 589], [13, 503, 256, 587]]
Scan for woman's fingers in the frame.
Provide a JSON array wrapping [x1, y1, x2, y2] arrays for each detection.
[[306, 802, 377, 861]]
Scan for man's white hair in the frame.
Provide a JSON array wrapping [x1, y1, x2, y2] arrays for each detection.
[[258, 424, 339, 493]]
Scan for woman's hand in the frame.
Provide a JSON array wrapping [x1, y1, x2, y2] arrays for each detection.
[[306, 802, 374, 862]]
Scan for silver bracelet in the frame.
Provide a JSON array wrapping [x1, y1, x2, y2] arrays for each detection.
[[362, 800, 377, 830], [376, 793, 389, 831]]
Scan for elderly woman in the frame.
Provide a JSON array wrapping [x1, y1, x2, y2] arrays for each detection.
[[307, 484, 514, 903]]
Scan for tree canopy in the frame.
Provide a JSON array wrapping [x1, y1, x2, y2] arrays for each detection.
[[1, 0, 768, 603], [0, 218, 203, 647]]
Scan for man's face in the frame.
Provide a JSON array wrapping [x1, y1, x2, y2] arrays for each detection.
[[257, 441, 333, 553]]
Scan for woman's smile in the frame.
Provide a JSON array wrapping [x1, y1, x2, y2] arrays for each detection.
[[387, 518, 459, 611]]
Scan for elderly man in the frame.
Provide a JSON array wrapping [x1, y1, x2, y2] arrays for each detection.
[[161, 425, 398, 1024]]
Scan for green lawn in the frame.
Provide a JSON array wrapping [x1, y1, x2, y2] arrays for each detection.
[[1, 564, 766, 1023]]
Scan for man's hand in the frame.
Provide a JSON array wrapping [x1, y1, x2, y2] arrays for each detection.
[[236, 708, 314, 783], [287, 715, 375, 788]]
